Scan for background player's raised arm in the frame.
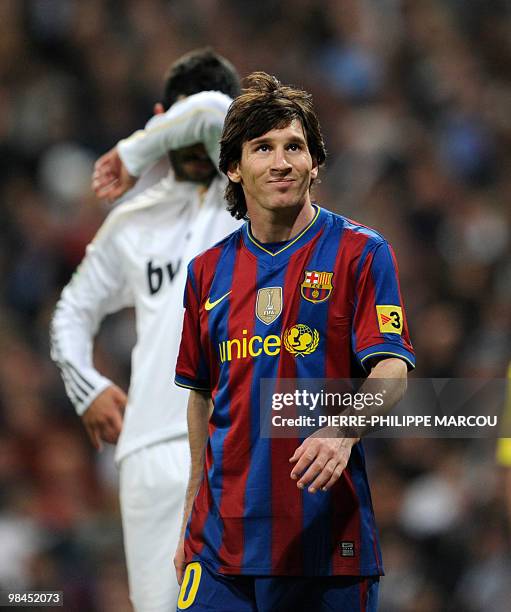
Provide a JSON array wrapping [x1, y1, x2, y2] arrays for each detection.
[[93, 91, 232, 202]]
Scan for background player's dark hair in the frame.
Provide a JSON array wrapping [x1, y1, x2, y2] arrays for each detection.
[[162, 48, 240, 108], [219, 72, 327, 220]]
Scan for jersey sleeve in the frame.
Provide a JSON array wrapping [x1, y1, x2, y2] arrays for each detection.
[[50, 224, 134, 415], [118, 91, 232, 177], [175, 261, 211, 392], [352, 241, 415, 371]]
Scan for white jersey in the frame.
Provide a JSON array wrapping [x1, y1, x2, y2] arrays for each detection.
[[51, 91, 240, 463]]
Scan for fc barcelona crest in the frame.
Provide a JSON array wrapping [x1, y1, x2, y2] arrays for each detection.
[[256, 287, 282, 325], [300, 270, 334, 303]]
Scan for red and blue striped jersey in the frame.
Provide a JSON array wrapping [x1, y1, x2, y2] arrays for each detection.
[[175, 205, 415, 576]]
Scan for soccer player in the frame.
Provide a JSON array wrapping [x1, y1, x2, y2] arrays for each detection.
[[174, 73, 415, 611], [50, 49, 241, 612]]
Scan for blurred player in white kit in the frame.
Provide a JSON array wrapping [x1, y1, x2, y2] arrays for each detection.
[[50, 48, 241, 611]]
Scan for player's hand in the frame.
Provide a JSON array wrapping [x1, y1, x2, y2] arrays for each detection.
[[81, 384, 127, 450], [289, 428, 358, 493], [91, 146, 137, 203], [174, 538, 187, 585]]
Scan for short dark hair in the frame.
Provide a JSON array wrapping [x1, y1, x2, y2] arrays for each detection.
[[219, 72, 327, 220], [162, 48, 240, 108]]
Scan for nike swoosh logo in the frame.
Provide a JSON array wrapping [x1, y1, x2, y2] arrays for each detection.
[[204, 291, 231, 311]]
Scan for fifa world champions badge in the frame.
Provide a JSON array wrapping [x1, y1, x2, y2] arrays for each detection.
[[300, 270, 334, 303], [256, 287, 283, 325]]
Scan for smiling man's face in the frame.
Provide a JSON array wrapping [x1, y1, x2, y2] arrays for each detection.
[[227, 119, 318, 216]]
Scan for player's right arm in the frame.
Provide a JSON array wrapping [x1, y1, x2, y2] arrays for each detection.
[[50, 221, 133, 449], [93, 91, 232, 202], [173, 260, 212, 583], [174, 389, 211, 585]]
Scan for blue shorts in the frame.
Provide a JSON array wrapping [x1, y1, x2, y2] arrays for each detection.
[[177, 562, 379, 612]]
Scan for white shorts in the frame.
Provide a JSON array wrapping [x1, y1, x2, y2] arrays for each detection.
[[119, 437, 189, 612]]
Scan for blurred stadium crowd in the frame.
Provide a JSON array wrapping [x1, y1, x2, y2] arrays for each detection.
[[0, 0, 510, 610]]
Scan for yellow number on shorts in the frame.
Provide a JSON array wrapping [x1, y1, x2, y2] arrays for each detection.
[[177, 562, 202, 610]]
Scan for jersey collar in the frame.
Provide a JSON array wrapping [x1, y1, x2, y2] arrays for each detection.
[[242, 204, 326, 262]]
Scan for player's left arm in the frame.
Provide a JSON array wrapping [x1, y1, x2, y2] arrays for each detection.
[[290, 238, 414, 493], [289, 357, 407, 493]]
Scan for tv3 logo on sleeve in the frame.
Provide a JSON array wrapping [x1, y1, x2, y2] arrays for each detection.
[[376, 305, 403, 334], [147, 259, 182, 295]]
